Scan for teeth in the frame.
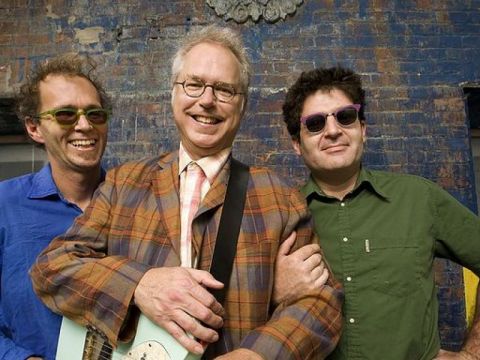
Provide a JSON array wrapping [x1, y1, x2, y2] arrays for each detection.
[[70, 139, 96, 147], [194, 116, 219, 124]]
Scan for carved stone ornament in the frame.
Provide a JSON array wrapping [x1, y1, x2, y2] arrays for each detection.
[[206, 0, 304, 24]]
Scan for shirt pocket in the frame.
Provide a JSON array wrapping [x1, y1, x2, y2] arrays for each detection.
[[361, 238, 420, 297]]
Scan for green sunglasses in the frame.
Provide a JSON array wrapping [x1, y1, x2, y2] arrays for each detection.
[[36, 107, 110, 127]]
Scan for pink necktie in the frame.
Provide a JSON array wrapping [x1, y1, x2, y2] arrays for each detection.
[[181, 162, 206, 267]]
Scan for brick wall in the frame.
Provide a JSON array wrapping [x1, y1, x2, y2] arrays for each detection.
[[1, 0, 480, 350]]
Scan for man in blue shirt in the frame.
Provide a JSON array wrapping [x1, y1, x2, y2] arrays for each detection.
[[0, 54, 110, 359]]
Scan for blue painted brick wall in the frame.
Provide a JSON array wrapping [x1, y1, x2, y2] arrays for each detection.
[[1, 0, 480, 351]]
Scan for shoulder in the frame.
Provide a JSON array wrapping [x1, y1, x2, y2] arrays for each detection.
[[106, 153, 172, 184], [247, 165, 297, 192], [365, 169, 448, 203], [367, 169, 438, 189], [245, 165, 307, 206], [0, 173, 35, 201]]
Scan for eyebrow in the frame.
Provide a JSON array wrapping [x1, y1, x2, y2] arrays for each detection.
[[50, 104, 102, 110], [184, 75, 235, 88]]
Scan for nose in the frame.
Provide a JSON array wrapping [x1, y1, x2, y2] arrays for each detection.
[[199, 85, 216, 107], [75, 113, 93, 130], [323, 114, 342, 137]]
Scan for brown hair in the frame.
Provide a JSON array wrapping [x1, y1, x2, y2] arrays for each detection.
[[15, 53, 111, 123]]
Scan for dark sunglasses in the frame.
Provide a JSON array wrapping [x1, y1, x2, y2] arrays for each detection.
[[36, 107, 110, 127], [300, 104, 361, 133]]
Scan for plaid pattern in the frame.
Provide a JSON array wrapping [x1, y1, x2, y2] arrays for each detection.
[[31, 151, 343, 359]]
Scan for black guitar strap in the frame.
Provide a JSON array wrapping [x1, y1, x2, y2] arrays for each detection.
[[208, 158, 249, 305], [203, 158, 249, 358]]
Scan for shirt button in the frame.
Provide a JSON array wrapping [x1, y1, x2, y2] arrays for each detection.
[[343, 237, 348, 242], [340, 202, 345, 207], [349, 318, 355, 324], [346, 276, 352, 282]]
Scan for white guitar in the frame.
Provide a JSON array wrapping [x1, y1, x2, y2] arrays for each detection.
[[56, 315, 201, 360]]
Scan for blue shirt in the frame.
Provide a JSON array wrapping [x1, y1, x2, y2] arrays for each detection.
[[0, 164, 103, 360]]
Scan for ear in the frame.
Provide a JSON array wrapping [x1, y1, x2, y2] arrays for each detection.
[[239, 96, 248, 117], [291, 137, 302, 156], [25, 117, 45, 145], [361, 120, 367, 143]]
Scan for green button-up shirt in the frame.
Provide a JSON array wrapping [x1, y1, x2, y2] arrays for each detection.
[[302, 168, 480, 360]]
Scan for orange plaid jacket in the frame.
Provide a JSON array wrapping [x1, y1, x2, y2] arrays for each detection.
[[31, 152, 343, 359]]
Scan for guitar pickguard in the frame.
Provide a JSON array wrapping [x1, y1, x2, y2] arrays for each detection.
[[123, 341, 171, 360]]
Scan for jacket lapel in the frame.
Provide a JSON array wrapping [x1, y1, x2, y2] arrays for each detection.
[[150, 152, 182, 257], [192, 160, 230, 270]]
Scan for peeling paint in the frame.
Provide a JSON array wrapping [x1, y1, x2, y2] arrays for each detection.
[[45, 4, 60, 19], [74, 26, 104, 44], [0, 64, 12, 93]]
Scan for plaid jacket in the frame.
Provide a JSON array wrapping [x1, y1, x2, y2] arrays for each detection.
[[31, 152, 343, 359]]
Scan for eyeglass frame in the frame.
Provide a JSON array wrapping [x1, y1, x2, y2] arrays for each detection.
[[35, 107, 111, 128], [174, 79, 244, 103], [300, 104, 362, 133]]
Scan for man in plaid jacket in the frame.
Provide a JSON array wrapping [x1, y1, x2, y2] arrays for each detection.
[[31, 25, 343, 359]]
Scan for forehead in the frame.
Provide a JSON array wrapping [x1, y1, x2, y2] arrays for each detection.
[[180, 42, 241, 84], [302, 88, 353, 115], [38, 74, 101, 107]]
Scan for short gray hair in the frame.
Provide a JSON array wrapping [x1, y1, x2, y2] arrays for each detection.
[[171, 25, 251, 94]]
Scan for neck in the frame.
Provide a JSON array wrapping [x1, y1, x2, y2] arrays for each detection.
[[51, 165, 102, 211], [312, 167, 361, 200]]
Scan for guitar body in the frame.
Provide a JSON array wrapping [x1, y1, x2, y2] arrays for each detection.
[[56, 315, 201, 360]]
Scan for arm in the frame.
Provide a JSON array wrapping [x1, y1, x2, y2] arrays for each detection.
[[0, 226, 38, 360], [431, 181, 480, 360], [0, 312, 38, 360], [30, 163, 223, 353], [238, 181, 343, 360], [461, 287, 480, 358], [434, 286, 480, 359]]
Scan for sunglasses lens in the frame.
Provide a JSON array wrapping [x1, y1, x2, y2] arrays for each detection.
[[305, 114, 326, 132], [86, 109, 108, 124], [336, 108, 358, 126], [54, 110, 78, 125]]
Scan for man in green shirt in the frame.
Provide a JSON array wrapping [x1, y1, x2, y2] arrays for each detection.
[[280, 66, 480, 359]]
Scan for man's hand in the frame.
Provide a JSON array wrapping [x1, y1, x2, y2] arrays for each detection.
[[273, 231, 329, 305], [134, 267, 225, 355], [434, 349, 479, 359], [215, 348, 263, 359]]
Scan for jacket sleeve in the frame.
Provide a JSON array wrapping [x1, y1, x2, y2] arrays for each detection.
[[29, 165, 152, 347], [238, 182, 344, 359]]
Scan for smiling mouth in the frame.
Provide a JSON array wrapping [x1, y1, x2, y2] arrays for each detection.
[[323, 144, 347, 151], [193, 115, 221, 125], [69, 139, 97, 148]]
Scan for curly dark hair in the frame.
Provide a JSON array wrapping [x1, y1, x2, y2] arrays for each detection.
[[15, 53, 111, 125], [282, 66, 366, 141]]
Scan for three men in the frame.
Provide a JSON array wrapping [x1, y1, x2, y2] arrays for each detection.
[[31, 26, 343, 359], [0, 54, 110, 359], [281, 66, 480, 359]]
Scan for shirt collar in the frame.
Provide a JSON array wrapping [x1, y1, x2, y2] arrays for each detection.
[[28, 163, 106, 200], [28, 164, 60, 199], [178, 143, 232, 185], [302, 167, 389, 201]]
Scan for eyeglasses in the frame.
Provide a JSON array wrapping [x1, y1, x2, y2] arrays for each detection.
[[174, 79, 244, 103], [36, 107, 110, 127], [300, 104, 361, 133]]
